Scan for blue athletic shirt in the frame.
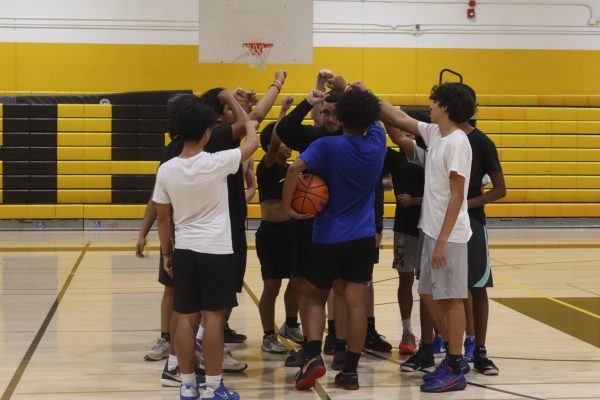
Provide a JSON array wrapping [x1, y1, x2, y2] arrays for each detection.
[[299, 122, 386, 244]]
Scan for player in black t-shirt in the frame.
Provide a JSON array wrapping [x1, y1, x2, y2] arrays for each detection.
[[458, 84, 506, 375], [256, 96, 304, 354], [382, 128, 425, 356]]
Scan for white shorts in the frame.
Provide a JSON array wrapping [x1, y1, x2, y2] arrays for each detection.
[[418, 234, 468, 300]]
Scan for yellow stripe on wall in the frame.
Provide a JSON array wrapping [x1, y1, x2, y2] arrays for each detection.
[[0, 43, 599, 95]]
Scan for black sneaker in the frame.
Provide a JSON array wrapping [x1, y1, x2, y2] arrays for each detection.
[[331, 349, 346, 371], [285, 347, 307, 368], [295, 355, 326, 390], [335, 371, 359, 390], [160, 360, 181, 387], [224, 324, 247, 344], [401, 346, 435, 372], [323, 333, 336, 355], [474, 349, 499, 375], [364, 330, 392, 352]]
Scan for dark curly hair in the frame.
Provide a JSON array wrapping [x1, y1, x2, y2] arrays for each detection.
[[324, 90, 342, 104], [199, 87, 226, 116], [259, 122, 276, 151], [171, 97, 218, 142], [335, 90, 381, 133], [429, 82, 476, 124]]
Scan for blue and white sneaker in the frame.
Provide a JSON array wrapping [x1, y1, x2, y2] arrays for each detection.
[[200, 382, 240, 400], [180, 384, 199, 400], [464, 336, 475, 362], [432, 335, 446, 358], [420, 368, 467, 393]]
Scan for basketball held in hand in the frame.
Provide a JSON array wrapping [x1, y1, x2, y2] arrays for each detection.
[[292, 174, 329, 215]]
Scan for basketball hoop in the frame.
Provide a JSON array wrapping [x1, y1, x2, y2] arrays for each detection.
[[243, 42, 273, 70]]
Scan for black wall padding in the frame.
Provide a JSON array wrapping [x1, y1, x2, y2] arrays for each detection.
[[111, 147, 163, 161], [0, 90, 193, 105], [112, 133, 164, 147], [3, 161, 56, 175], [112, 175, 155, 190], [112, 189, 153, 204]]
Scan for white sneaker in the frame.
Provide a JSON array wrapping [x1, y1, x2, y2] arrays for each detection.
[[180, 383, 199, 400], [198, 348, 248, 373], [144, 337, 170, 361], [278, 323, 303, 344], [261, 334, 289, 354]]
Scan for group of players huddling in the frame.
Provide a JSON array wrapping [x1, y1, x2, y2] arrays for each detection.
[[136, 69, 506, 400]]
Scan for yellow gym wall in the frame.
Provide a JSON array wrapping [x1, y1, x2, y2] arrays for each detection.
[[1, 43, 600, 95]]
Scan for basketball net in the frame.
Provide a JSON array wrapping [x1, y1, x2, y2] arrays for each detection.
[[242, 42, 273, 70]]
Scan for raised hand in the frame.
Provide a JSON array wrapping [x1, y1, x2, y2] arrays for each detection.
[[349, 81, 367, 92], [281, 95, 294, 112], [326, 75, 347, 92], [275, 70, 287, 84], [307, 89, 327, 106]]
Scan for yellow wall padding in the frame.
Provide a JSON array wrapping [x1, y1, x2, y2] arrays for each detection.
[[57, 175, 111, 189], [58, 132, 111, 146], [501, 162, 600, 175], [58, 104, 112, 118], [57, 118, 111, 132], [496, 189, 600, 203], [83, 205, 145, 219], [57, 147, 112, 160], [57, 161, 159, 175], [57, 190, 111, 203]]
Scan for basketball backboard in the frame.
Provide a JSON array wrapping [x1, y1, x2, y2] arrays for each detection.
[[198, 0, 313, 65]]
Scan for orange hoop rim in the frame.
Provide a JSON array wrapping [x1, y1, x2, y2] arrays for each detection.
[[242, 42, 274, 56]]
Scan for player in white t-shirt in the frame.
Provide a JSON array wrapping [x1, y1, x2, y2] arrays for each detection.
[[381, 82, 475, 393], [153, 93, 259, 400]]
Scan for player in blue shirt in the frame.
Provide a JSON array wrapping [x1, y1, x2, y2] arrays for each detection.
[[282, 86, 386, 391]]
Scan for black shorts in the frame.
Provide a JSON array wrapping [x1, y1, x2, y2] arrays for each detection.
[[306, 236, 376, 290], [158, 247, 174, 287], [292, 226, 314, 279], [467, 218, 493, 288], [256, 221, 294, 280], [172, 249, 238, 314], [232, 230, 247, 293]]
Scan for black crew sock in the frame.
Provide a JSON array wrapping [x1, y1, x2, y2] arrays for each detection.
[[444, 341, 449, 351], [341, 351, 361, 373], [420, 343, 433, 354], [263, 329, 275, 337], [327, 319, 336, 337], [474, 345, 487, 356], [447, 354, 463, 375], [307, 341, 322, 358], [367, 317, 376, 334], [285, 316, 299, 328], [161, 331, 170, 342], [335, 338, 347, 352]]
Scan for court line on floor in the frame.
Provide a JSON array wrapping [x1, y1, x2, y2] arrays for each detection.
[[0, 242, 90, 400], [361, 349, 545, 400], [494, 275, 600, 320], [242, 281, 332, 400], [565, 283, 600, 297]]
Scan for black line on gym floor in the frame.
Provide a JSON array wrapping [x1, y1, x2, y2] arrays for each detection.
[[361, 349, 545, 400], [0, 242, 90, 400]]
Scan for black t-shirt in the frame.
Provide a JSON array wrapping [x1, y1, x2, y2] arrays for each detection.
[[382, 148, 425, 236], [159, 124, 246, 234], [467, 128, 502, 225], [256, 157, 288, 203]]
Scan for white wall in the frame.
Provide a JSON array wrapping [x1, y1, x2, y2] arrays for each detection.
[[0, 0, 599, 49]]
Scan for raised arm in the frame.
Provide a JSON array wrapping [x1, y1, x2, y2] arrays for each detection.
[[248, 70, 287, 122], [311, 69, 333, 125], [243, 159, 256, 203], [277, 90, 327, 152], [384, 122, 416, 160], [239, 120, 259, 163], [218, 89, 249, 139], [264, 96, 294, 168], [379, 101, 420, 136]]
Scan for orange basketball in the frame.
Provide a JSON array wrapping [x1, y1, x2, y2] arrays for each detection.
[[292, 174, 329, 215]]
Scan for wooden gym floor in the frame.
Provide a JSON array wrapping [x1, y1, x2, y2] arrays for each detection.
[[0, 228, 599, 400]]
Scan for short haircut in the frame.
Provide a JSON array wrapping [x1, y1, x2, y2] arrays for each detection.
[[460, 83, 478, 127], [199, 87, 226, 115], [170, 96, 218, 142], [335, 89, 381, 132], [429, 82, 476, 124], [259, 122, 276, 151], [324, 90, 342, 104], [167, 93, 197, 140]]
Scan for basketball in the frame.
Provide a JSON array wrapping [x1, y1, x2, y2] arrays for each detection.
[[292, 174, 329, 215]]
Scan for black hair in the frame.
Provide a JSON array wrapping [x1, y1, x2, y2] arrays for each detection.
[[171, 97, 218, 142], [167, 93, 197, 139], [429, 82, 476, 124], [460, 83, 479, 127], [401, 108, 429, 149], [199, 87, 226, 116], [259, 122, 276, 151], [335, 89, 381, 132], [324, 90, 342, 104]]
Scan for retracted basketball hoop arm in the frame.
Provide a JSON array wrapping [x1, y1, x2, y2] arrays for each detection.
[[439, 68, 463, 85]]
